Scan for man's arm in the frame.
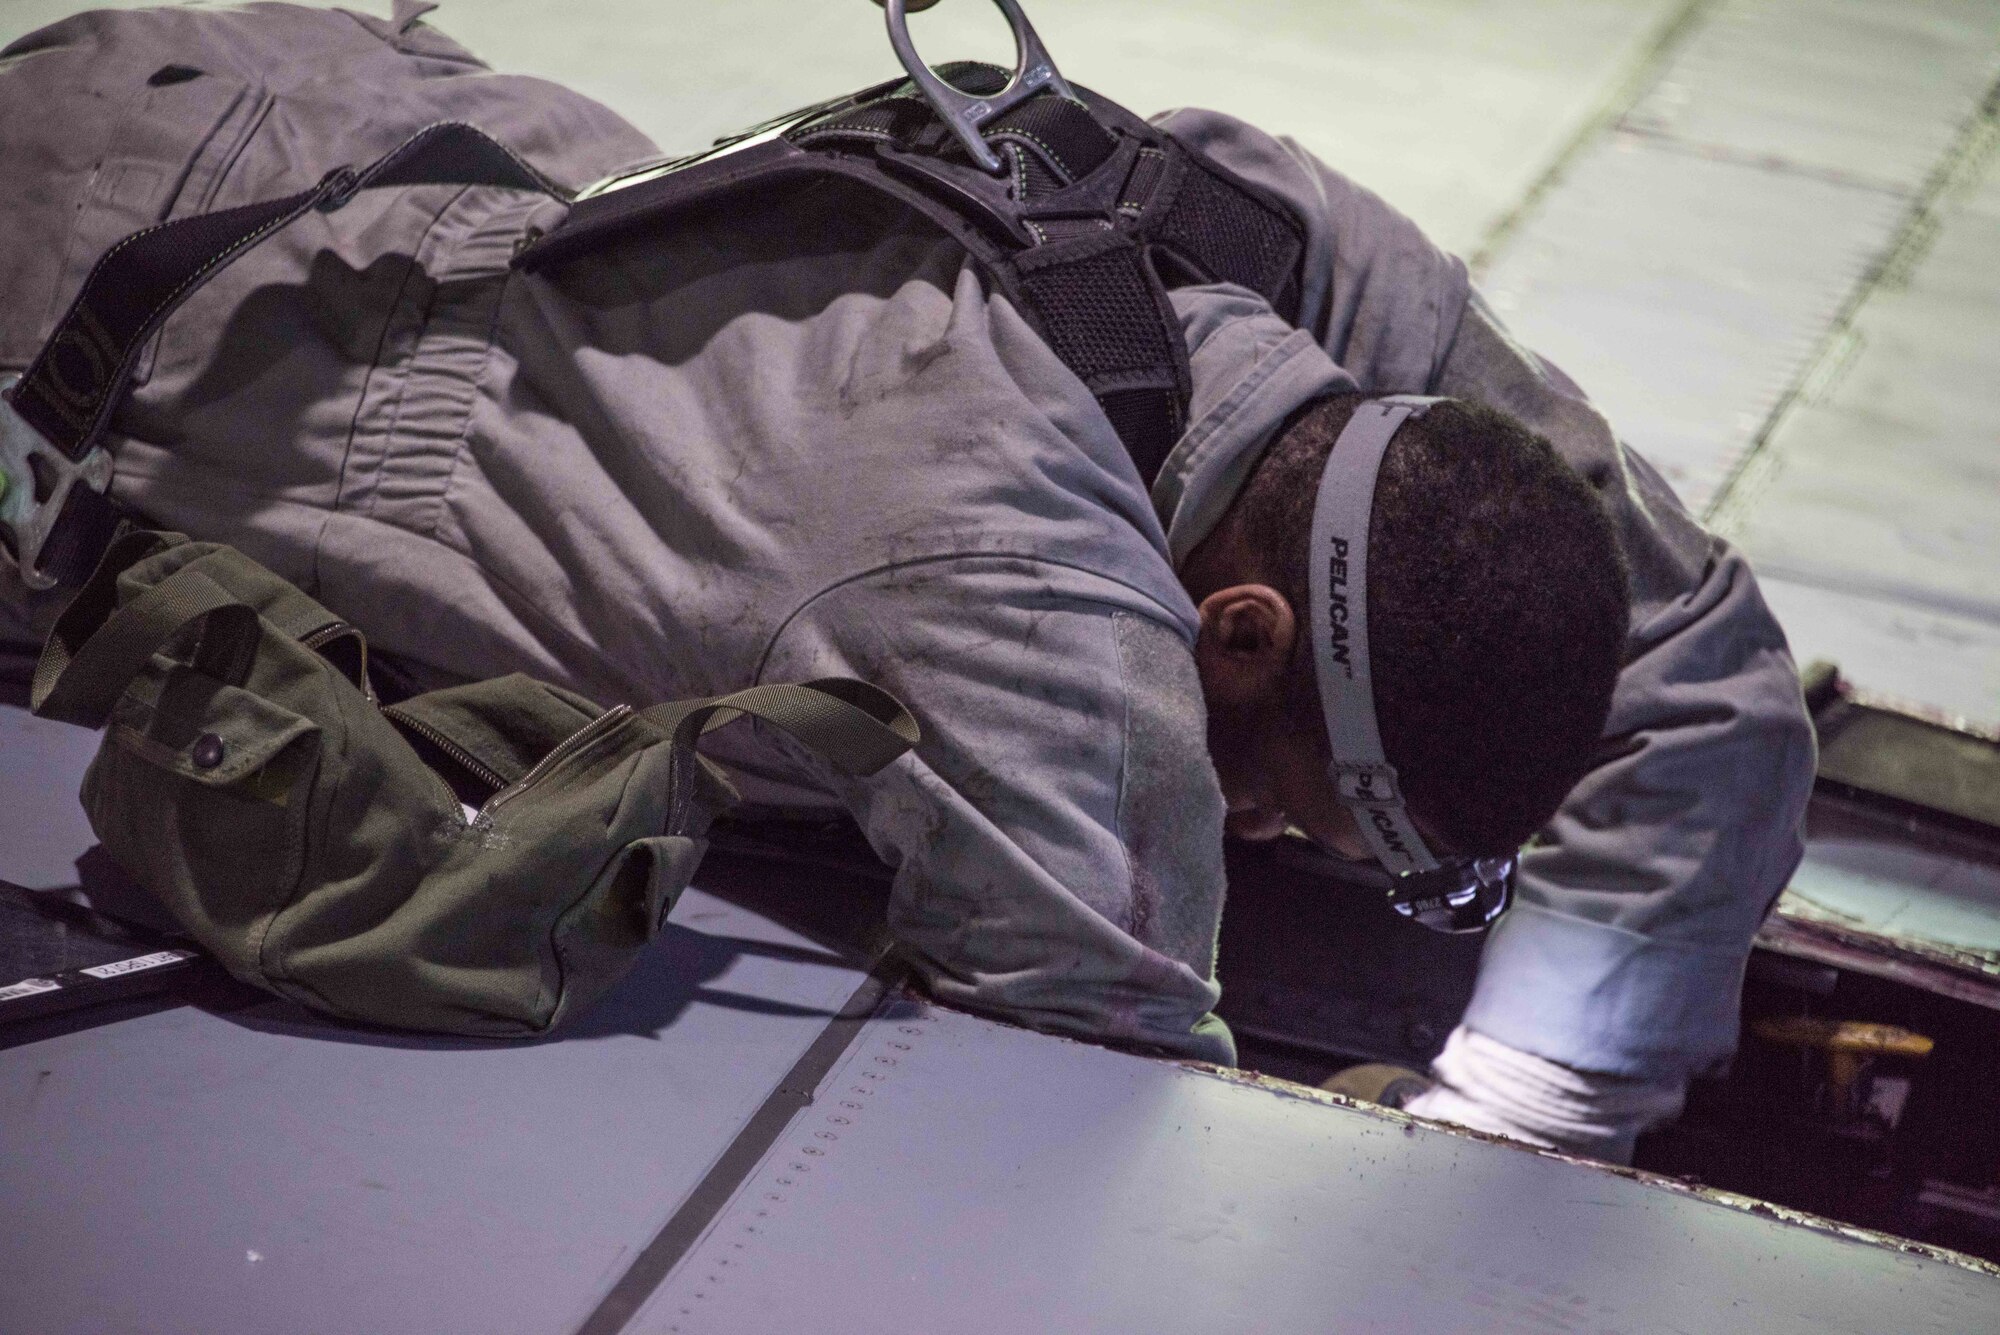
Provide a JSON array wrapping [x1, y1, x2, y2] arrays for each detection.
[[1408, 297, 1817, 1155], [1438, 296, 1816, 1076], [1161, 107, 1817, 1152]]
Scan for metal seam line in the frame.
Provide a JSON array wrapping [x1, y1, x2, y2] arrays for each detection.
[[574, 950, 907, 1335], [1467, 0, 1717, 278], [1704, 72, 2000, 529]]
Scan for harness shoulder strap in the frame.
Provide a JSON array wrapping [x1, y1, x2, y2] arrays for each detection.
[[1, 123, 561, 589], [514, 65, 1309, 489]]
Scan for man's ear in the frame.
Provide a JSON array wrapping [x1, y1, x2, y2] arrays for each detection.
[[1193, 584, 1297, 707]]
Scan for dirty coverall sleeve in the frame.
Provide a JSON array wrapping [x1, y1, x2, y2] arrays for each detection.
[[756, 561, 1237, 1066], [1433, 295, 1818, 1084]]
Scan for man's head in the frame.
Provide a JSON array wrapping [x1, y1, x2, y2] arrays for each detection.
[[1182, 392, 1629, 863]]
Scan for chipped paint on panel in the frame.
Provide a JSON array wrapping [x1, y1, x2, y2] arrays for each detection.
[[1182, 1054, 2000, 1280], [633, 996, 2000, 1334]]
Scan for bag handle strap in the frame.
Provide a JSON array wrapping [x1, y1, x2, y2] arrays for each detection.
[[32, 561, 258, 729], [642, 677, 919, 784]]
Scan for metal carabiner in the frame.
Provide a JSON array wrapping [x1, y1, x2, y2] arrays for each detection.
[[0, 372, 114, 592], [883, 0, 1079, 176]]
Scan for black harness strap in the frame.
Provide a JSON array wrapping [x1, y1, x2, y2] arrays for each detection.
[[1008, 230, 1189, 483], [1149, 150, 1305, 324], [5, 123, 561, 588], [20, 461, 125, 596], [516, 65, 1307, 489]]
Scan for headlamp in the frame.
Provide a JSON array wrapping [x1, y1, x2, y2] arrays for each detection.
[[1384, 852, 1516, 934], [1271, 839, 1516, 935], [1306, 395, 1518, 935]]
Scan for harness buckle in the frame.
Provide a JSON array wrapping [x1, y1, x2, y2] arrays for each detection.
[[0, 372, 114, 591], [315, 164, 363, 213], [883, 0, 1078, 176]]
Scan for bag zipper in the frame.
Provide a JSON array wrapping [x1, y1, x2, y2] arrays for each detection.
[[331, 616, 633, 824], [299, 620, 353, 651], [381, 705, 514, 796], [300, 620, 374, 702], [479, 704, 635, 820]]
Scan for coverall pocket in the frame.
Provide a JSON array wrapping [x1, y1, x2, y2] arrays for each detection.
[[52, 69, 274, 386]]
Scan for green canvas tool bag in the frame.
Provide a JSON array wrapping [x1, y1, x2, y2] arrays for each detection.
[[29, 531, 917, 1037]]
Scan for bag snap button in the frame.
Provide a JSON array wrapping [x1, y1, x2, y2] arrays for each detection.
[[191, 733, 226, 770]]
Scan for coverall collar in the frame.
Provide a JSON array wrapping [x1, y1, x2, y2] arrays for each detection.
[[1152, 284, 1357, 569]]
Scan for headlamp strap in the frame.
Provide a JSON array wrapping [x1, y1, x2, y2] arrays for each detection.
[[1307, 394, 1443, 876]]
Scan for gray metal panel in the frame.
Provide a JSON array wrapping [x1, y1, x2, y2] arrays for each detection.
[[1723, 266, 2000, 619], [1480, 138, 1902, 512], [1719, 136, 2000, 724], [0, 890, 867, 1335], [1757, 576, 2000, 727], [1761, 767, 2000, 995], [1783, 825, 2000, 980], [1479, 0, 2000, 723], [1622, 0, 2000, 191], [1479, 0, 2000, 521], [629, 997, 2000, 1335], [0, 705, 100, 889]]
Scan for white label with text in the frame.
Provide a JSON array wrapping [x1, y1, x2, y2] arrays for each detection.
[[80, 950, 195, 980]]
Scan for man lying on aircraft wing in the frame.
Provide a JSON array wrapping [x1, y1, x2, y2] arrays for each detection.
[[0, 1, 1814, 1162]]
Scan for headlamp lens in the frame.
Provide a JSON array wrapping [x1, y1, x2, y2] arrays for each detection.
[[1385, 854, 1516, 934]]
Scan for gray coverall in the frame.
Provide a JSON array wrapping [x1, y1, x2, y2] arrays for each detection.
[[0, 4, 1816, 1082]]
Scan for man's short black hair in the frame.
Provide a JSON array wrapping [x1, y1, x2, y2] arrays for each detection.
[[1231, 392, 1630, 855]]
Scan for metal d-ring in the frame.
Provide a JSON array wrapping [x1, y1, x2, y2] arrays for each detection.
[[884, 0, 1078, 176], [0, 372, 114, 591]]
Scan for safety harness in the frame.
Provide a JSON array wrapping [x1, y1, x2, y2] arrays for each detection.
[[513, 73, 1308, 486], [0, 0, 1307, 590], [0, 0, 1507, 932]]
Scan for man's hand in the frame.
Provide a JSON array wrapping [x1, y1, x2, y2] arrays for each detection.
[[1401, 1026, 1687, 1165]]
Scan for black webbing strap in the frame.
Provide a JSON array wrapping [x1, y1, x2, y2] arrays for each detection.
[[516, 66, 1307, 490], [7, 122, 561, 588], [1006, 230, 1189, 483], [785, 69, 1198, 479], [1148, 151, 1305, 326], [32, 486, 126, 594]]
